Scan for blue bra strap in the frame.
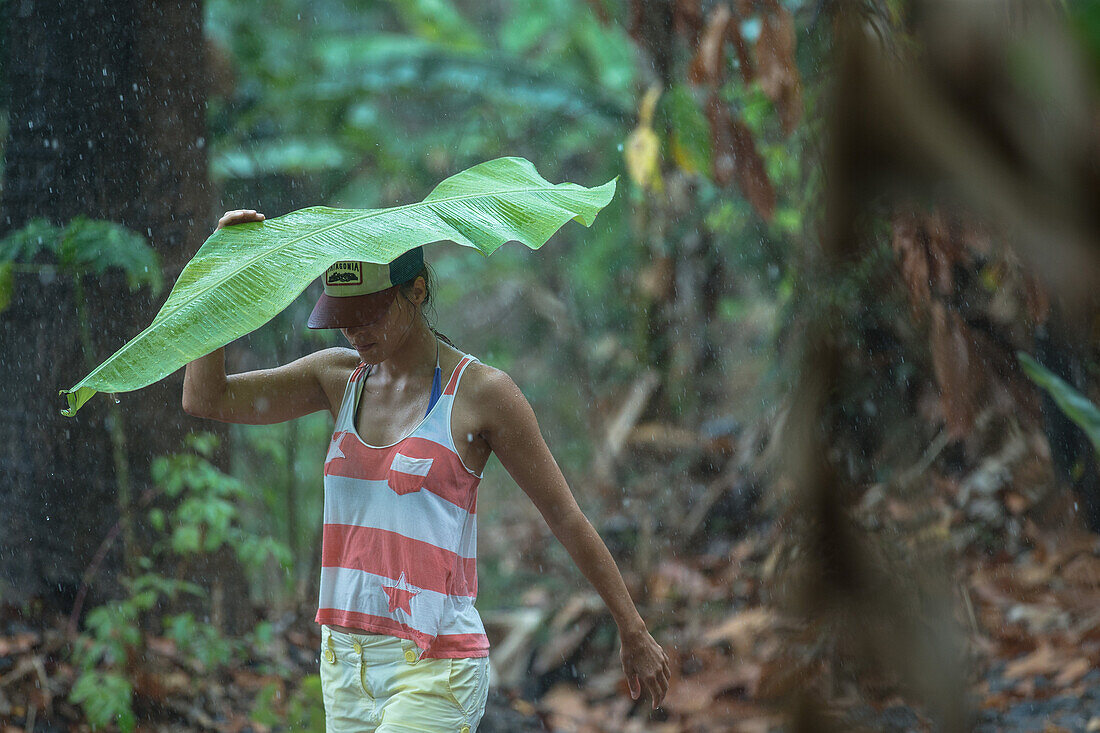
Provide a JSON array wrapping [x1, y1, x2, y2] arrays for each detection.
[[425, 366, 442, 416]]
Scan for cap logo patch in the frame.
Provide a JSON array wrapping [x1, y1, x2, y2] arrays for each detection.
[[326, 261, 363, 286]]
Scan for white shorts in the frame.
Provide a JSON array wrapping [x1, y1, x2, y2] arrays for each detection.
[[319, 625, 490, 732]]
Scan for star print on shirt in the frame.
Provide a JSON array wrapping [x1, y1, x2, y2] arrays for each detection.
[[325, 432, 348, 464], [381, 571, 421, 615]]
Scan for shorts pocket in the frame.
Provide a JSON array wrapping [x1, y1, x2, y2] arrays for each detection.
[[320, 646, 377, 725], [446, 656, 489, 717]]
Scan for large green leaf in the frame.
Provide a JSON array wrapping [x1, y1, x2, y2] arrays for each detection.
[[1018, 351, 1100, 456], [60, 157, 617, 416]]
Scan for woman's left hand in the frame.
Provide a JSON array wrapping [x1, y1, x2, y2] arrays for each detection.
[[620, 626, 671, 710]]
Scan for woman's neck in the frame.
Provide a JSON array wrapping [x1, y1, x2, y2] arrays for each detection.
[[372, 315, 437, 381]]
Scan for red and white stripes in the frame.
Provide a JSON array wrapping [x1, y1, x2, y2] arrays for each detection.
[[315, 356, 489, 659]]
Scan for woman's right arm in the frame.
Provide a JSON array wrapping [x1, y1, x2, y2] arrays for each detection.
[[182, 346, 340, 425], [181, 208, 341, 425]]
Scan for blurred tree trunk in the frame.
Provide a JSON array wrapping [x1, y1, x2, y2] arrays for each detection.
[[0, 0, 245, 627], [629, 1, 726, 421]]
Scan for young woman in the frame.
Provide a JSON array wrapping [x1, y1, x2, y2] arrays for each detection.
[[183, 209, 670, 732]]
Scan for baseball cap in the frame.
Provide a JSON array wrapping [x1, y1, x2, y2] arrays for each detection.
[[306, 246, 424, 329]]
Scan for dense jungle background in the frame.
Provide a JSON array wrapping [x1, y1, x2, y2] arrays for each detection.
[[2, 0, 1100, 731]]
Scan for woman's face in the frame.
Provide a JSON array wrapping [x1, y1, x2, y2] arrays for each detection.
[[340, 278, 425, 364]]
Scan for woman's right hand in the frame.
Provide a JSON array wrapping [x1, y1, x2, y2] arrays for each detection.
[[216, 208, 265, 230]]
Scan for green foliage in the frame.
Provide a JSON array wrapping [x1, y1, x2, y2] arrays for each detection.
[[151, 432, 293, 573], [500, 0, 635, 100], [70, 573, 203, 730], [287, 674, 327, 731], [70, 433, 292, 727], [0, 216, 162, 315], [229, 409, 331, 600], [206, 0, 632, 208], [74, 574, 203, 670], [249, 674, 325, 732], [250, 681, 284, 728], [1018, 351, 1100, 456], [70, 671, 135, 732], [164, 612, 237, 670], [0, 258, 12, 312], [663, 84, 713, 176], [1068, 0, 1100, 82], [213, 138, 353, 180], [386, 0, 485, 50], [248, 619, 277, 647]]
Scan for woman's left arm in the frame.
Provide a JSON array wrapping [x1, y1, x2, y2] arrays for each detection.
[[471, 366, 671, 709]]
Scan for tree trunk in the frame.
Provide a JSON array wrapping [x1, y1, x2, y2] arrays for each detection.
[[0, 0, 243, 626]]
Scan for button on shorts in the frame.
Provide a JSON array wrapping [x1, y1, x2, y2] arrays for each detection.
[[319, 624, 490, 732]]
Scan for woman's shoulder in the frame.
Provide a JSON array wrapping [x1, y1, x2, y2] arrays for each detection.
[[311, 345, 361, 372], [447, 350, 524, 409], [438, 343, 505, 385], [440, 345, 536, 440], [434, 341, 464, 373], [309, 347, 363, 405]]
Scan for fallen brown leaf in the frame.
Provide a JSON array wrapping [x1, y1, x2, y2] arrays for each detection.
[[0, 633, 38, 657], [1003, 643, 1089, 683], [701, 607, 774, 656], [1053, 657, 1093, 687]]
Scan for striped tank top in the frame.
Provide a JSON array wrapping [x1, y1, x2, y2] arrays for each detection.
[[315, 352, 489, 659]]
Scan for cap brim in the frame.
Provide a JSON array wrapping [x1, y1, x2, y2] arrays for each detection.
[[306, 285, 398, 329]]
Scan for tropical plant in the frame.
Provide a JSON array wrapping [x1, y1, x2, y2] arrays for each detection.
[[58, 156, 616, 416], [150, 432, 294, 573], [0, 216, 162, 319], [70, 432, 292, 729], [70, 573, 204, 733]]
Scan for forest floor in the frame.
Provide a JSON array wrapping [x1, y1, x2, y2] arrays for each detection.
[[3, 522, 1100, 731], [3, 433, 1100, 731]]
